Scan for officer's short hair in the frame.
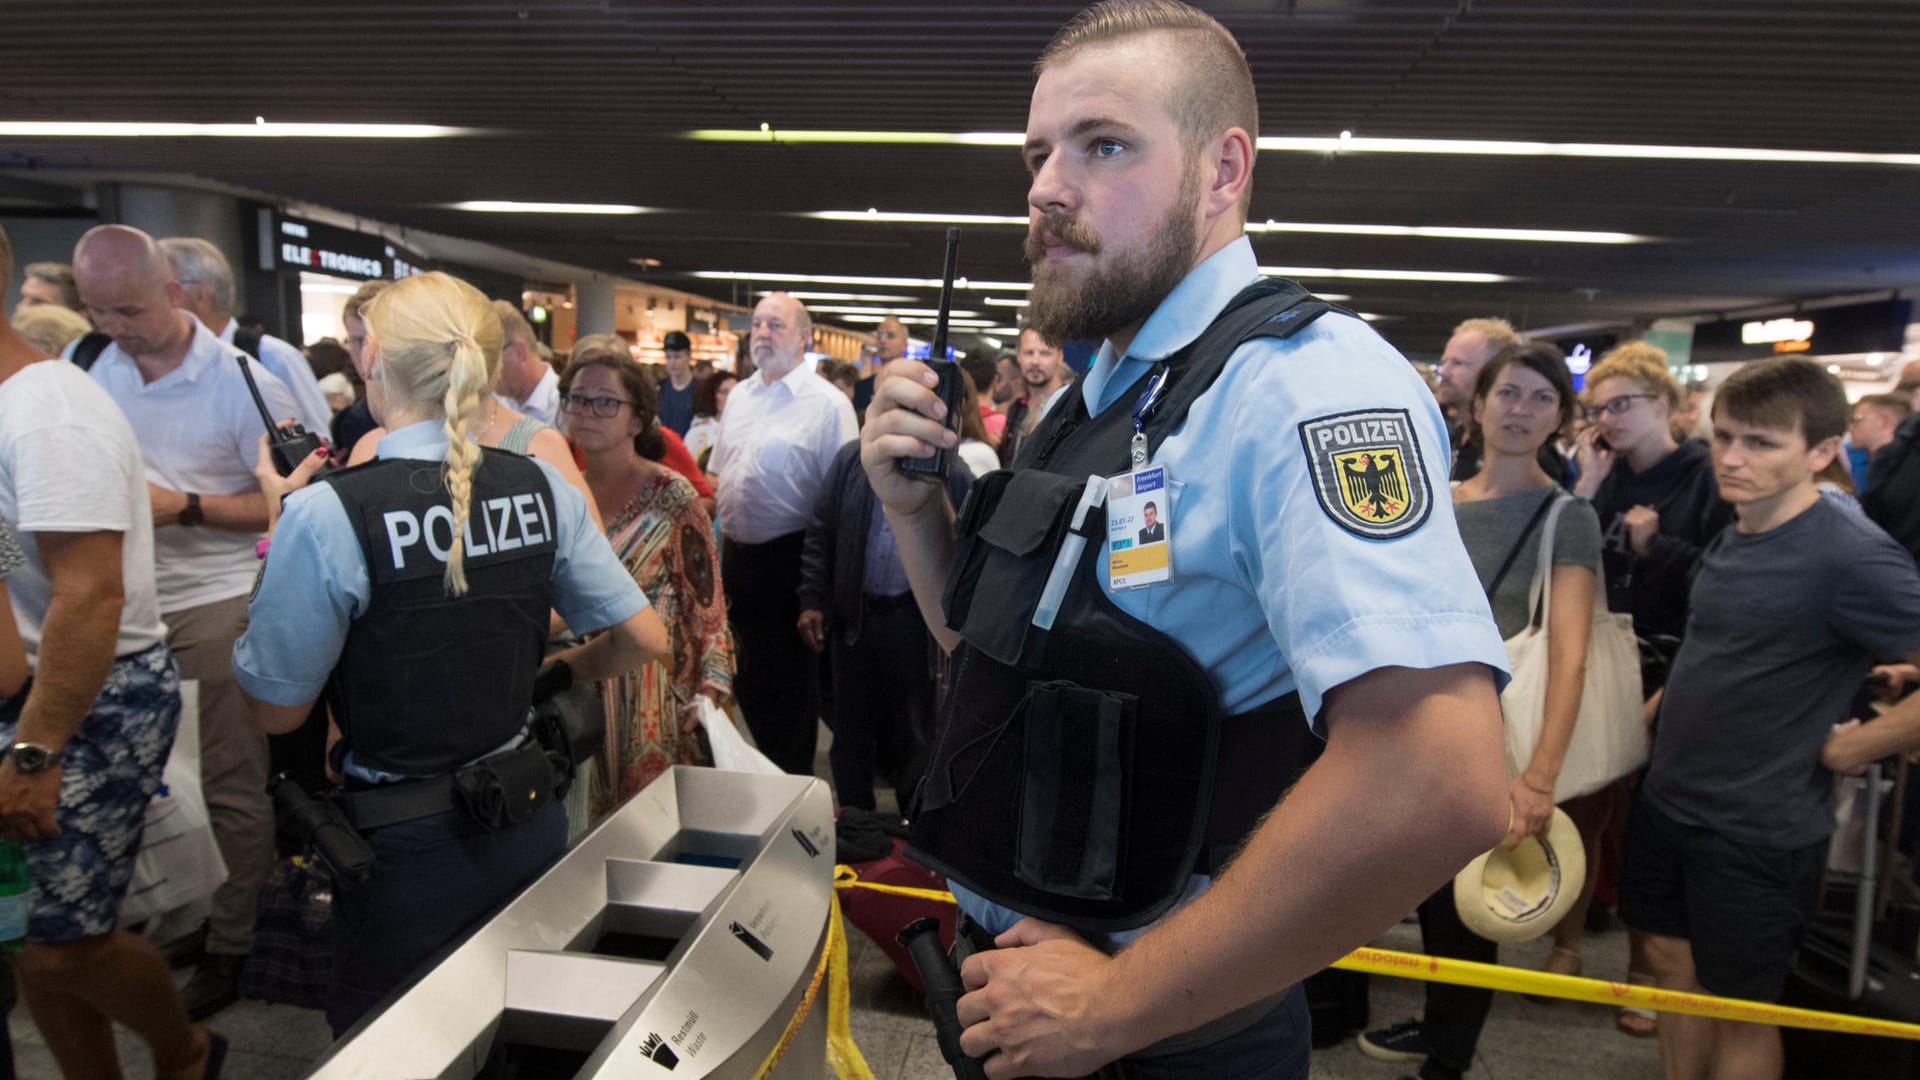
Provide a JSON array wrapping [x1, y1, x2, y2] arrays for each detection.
[[1037, 1, 1257, 217]]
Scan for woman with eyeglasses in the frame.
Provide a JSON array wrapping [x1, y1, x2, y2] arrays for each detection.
[[559, 336, 734, 824], [1566, 342, 1731, 1036]]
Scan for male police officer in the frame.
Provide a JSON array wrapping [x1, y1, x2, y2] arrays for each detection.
[[861, 3, 1509, 1076]]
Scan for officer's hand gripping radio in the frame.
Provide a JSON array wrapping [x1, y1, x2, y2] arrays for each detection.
[[235, 352, 327, 477], [897, 228, 966, 481]]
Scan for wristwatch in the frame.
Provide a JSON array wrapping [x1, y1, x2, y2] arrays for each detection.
[[177, 492, 204, 527], [8, 743, 62, 774]]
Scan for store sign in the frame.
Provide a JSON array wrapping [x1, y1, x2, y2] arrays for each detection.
[[1694, 300, 1912, 364], [274, 215, 423, 281], [1740, 317, 1814, 346]]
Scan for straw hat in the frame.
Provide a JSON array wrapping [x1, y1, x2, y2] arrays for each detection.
[[1454, 807, 1586, 943]]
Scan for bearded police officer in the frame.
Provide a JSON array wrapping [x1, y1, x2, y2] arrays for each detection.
[[860, 3, 1511, 1076], [232, 272, 667, 1035]]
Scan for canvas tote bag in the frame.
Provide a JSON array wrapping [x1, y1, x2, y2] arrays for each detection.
[[1500, 492, 1648, 801]]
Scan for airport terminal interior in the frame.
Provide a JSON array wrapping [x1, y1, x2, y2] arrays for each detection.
[[3, 1, 1920, 1078]]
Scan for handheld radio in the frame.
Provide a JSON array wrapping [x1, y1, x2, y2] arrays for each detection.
[[897, 228, 966, 480], [235, 353, 326, 476]]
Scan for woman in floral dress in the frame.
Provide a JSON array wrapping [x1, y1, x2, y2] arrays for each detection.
[[561, 336, 734, 821]]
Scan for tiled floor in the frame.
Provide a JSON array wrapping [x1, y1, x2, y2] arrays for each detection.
[[6, 722, 1665, 1077]]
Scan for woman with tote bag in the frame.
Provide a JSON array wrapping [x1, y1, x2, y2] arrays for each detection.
[[1360, 341, 1605, 1080]]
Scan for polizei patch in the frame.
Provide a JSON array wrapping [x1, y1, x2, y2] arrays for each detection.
[[1298, 408, 1432, 539]]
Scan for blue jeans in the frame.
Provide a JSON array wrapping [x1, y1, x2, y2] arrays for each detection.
[[326, 799, 565, 1035]]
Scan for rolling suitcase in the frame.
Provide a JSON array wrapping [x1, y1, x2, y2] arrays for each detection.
[[1783, 759, 1920, 1078]]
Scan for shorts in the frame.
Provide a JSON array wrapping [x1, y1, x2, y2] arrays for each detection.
[[1619, 794, 1823, 1002], [0, 644, 180, 943]]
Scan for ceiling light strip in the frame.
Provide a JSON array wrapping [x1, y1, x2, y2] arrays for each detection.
[[451, 201, 650, 215], [687, 129, 1920, 167], [693, 270, 1033, 291], [808, 209, 1646, 245], [0, 121, 468, 138]]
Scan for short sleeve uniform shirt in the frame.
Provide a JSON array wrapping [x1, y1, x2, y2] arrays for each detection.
[[952, 238, 1509, 935]]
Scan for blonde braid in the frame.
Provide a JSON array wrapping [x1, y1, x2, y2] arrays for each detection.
[[359, 272, 503, 598], [440, 333, 490, 596]]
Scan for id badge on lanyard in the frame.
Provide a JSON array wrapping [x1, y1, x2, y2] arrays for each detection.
[[1107, 365, 1174, 590]]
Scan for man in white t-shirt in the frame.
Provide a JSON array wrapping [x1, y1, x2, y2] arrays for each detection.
[[0, 224, 225, 1078], [161, 236, 333, 436], [75, 223, 298, 1021]]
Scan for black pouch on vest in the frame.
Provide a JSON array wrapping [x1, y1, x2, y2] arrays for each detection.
[[1015, 681, 1134, 900], [942, 469, 1092, 669], [451, 744, 554, 830], [909, 278, 1345, 931]]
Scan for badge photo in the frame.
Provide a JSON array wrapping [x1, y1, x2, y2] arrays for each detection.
[[1298, 408, 1432, 540]]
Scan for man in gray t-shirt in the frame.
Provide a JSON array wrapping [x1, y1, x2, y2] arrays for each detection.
[[1646, 495, 1920, 848], [1622, 358, 1920, 1080]]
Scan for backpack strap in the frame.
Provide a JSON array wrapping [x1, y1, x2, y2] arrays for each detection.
[[69, 332, 112, 372], [232, 325, 264, 359]]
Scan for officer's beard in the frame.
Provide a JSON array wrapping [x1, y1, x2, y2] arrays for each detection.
[[1024, 174, 1201, 346]]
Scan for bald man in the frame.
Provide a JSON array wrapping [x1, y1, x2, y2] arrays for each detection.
[[710, 292, 857, 774], [74, 224, 298, 1020], [854, 315, 910, 415]]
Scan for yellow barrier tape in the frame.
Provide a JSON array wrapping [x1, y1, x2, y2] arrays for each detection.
[[826, 892, 879, 1080], [1334, 948, 1920, 1042], [833, 863, 960, 905], [830, 864, 1920, 1042], [753, 893, 878, 1080]]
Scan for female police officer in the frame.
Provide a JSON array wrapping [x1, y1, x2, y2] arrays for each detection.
[[231, 271, 667, 1034]]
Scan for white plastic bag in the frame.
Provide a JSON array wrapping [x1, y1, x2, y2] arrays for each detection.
[[1501, 496, 1649, 802], [696, 697, 782, 775], [119, 680, 229, 927]]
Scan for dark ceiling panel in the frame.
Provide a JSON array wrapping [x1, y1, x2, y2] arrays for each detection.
[[2, 0, 1918, 350]]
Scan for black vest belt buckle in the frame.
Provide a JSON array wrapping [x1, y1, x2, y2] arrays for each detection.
[[451, 743, 555, 831]]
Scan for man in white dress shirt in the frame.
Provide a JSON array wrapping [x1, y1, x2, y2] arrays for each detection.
[[710, 292, 857, 774], [492, 300, 559, 425], [75, 224, 298, 1021], [160, 237, 332, 436]]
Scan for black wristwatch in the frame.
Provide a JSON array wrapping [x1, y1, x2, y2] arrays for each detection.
[[177, 492, 204, 527], [8, 743, 61, 774]]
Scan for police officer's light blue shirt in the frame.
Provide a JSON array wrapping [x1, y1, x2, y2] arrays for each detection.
[[952, 236, 1508, 938], [233, 420, 649, 707]]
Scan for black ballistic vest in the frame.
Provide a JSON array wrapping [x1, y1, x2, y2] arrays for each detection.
[[908, 279, 1352, 931], [322, 450, 557, 777]]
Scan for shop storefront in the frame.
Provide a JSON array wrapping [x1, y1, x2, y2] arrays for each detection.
[[1691, 298, 1914, 396], [246, 208, 428, 346]]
